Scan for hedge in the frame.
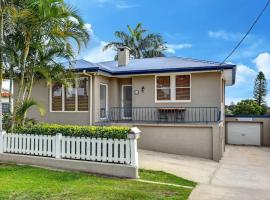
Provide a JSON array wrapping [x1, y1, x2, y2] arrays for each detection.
[[13, 124, 130, 139]]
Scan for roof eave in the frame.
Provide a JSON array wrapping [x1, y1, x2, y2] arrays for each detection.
[[73, 64, 236, 76]]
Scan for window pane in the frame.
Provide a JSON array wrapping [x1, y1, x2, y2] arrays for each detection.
[[78, 78, 89, 111], [157, 88, 170, 100], [176, 88, 190, 100], [52, 83, 62, 111], [100, 84, 107, 118], [157, 76, 170, 88], [65, 82, 76, 111], [176, 75, 190, 87]]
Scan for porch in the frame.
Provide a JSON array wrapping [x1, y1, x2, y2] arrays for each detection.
[[100, 107, 221, 124]]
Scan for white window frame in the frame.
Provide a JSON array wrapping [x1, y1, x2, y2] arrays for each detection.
[[155, 73, 191, 103], [50, 77, 89, 113], [100, 83, 109, 120]]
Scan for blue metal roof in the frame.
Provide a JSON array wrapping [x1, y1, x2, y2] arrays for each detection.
[[66, 57, 236, 74]]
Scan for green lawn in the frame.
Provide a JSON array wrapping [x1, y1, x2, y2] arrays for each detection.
[[0, 164, 195, 200]]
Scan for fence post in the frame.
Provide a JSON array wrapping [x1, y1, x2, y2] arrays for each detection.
[[0, 131, 5, 153], [128, 127, 141, 167], [55, 133, 62, 159]]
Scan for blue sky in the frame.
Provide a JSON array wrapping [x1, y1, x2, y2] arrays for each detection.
[[64, 0, 270, 105]]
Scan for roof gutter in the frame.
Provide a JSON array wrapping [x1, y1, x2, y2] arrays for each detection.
[[74, 65, 236, 76]]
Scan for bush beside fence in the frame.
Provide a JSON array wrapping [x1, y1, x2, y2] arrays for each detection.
[[0, 126, 141, 168], [13, 124, 130, 139]]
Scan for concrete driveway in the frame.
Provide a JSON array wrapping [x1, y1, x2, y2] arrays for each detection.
[[139, 145, 270, 200]]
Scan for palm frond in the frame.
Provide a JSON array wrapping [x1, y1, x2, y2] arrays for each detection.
[[16, 99, 45, 121]]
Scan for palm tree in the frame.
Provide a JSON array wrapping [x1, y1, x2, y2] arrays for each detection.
[[1, 0, 89, 128], [103, 23, 167, 59]]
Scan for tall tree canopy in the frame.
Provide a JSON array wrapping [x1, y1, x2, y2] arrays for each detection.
[[103, 23, 167, 59], [253, 71, 267, 106]]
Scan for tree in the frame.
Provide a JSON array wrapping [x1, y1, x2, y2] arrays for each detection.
[[1, 0, 90, 128], [103, 23, 167, 59], [232, 99, 264, 115], [225, 102, 235, 115], [253, 71, 267, 106]]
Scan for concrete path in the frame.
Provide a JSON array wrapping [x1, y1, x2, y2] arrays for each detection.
[[139, 145, 270, 200], [139, 149, 218, 184]]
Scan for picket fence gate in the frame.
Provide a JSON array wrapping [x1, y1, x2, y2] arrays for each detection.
[[0, 131, 140, 167]]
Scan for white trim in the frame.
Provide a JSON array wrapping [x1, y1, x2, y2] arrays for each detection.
[[121, 85, 132, 119], [155, 74, 191, 103], [49, 85, 52, 112], [61, 85, 65, 111], [75, 80, 78, 111], [89, 75, 93, 125], [100, 83, 108, 120], [49, 111, 89, 113]]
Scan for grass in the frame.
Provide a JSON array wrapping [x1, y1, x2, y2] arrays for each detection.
[[0, 164, 195, 200], [139, 169, 197, 187]]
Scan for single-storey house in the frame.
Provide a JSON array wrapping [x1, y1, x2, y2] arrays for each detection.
[[14, 47, 236, 161]]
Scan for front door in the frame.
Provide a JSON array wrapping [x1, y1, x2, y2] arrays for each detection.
[[122, 85, 132, 119]]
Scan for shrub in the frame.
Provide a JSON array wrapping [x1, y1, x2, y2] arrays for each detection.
[[13, 123, 130, 139], [3, 113, 12, 133], [232, 99, 265, 115], [3, 113, 37, 133]]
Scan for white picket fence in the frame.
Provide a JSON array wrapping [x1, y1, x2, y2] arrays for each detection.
[[0, 129, 140, 167]]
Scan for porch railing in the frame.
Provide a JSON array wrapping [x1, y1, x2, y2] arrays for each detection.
[[103, 107, 220, 124]]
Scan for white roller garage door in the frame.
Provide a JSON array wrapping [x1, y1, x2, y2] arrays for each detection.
[[227, 122, 261, 146]]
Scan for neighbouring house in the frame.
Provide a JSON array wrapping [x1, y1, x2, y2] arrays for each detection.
[[13, 47, 236, 161], [1, 88, 12, 113]]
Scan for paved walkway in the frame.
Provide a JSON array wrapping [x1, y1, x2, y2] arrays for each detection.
[[139, 145, 270, 200], [139, 149, 218, 184]]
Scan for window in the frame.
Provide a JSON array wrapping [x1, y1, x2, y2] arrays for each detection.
[[100, 84, 108, 118], [51, 77, 89, 112], [156, 76, 171, 100], [78, 78, 89, 111], [52, 83, 63, 111], [156, 74, 191, 102], [65, 81, 76, 111], [176, 75, 190, 100]]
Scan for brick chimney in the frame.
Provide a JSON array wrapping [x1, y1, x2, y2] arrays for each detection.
[[117, 46, 130, 66]]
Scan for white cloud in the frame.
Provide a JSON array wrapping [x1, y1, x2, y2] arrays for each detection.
[[225, 63, 257, 104], [84, 41, 115, 63], [84, 23, 93, 35], [208, 30, 242, 41], [235, 64, 256, 86], [166, 43, 192, 54], [82, 23, 115, 62], [253, 52, 270, 79]]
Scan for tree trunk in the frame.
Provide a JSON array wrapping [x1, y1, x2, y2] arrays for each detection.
[[11, 39, 30, 129]]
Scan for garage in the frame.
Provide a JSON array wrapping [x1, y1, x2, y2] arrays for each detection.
[[227, 122, 261, 146]]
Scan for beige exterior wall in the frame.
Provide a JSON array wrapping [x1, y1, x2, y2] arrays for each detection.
[[225, 117, 270, 147], [14, 72, 223, 125], [113, 122, 224, 161], [92, 75, 131, 123], [132, 72, 222, 108], [13, 79, 91, 126]]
